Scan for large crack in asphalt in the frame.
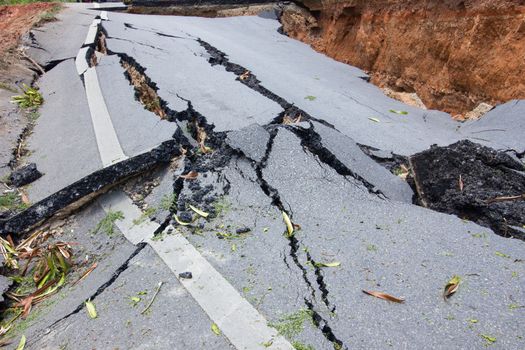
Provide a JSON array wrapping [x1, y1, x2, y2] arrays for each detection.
[[99, 26, 356, 347], [44, 242, 147, 331], [0, 140, 182, 236], [293, 122, 387, 198]]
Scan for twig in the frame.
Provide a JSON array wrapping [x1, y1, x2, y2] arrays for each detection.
[[486, 193, 525, 204], [18, 50, 45, 75], [141, 281, 163, 315], [72, 262, 98, 286]]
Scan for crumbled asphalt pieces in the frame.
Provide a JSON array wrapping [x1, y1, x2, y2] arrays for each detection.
[[410, 140, 525, 239], [9, 163, 43, 187], [1, 5, 525, 350]]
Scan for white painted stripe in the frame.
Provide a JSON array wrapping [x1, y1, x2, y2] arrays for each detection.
[[148, 232, 293, 349], [84, 67, 127, 166], [84, 24, 98, 46], [100, 11, 108, 21], [93, 2, 100, 8], [98, 190, 157, 245], [99, 189, 293, 349], [75, 47, 90, 75]]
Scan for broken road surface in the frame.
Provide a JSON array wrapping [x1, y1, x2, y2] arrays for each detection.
[[1, 3, 524, 350]]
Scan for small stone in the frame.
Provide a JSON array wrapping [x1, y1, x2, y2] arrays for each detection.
[[236, 227, 251, 234], [179, 271, 193, 279], [178, 211, 193, 222], [9, 163, 43, 187]]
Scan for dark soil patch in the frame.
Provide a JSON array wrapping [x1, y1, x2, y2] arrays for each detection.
[[410, 140, 525, 239]]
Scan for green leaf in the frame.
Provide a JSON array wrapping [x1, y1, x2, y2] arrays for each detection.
[[85, 300, 97, 319], [495, 251, 510, 258], [211, 322, 221, 336], [282, 212, 294, 237], [16, 335, 26, 350], [304, 95, 316, 101], [389, 109, 408, 115], [315, 261, 341, 268], [130, 296, 141, 306], [368, 117, 380, 123], [481, 334, 496, 344], [189, 204, 209, 218], [231, 244, 237, 252]]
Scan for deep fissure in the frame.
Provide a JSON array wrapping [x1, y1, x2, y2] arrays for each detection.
[[45, 243, 147, 330]]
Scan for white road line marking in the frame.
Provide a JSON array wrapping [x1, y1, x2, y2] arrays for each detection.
[[75, 47, 90, 75], [79, 13, 293, 349], [84, 19, 101, 46], [93, 2, 100, 8], [84, 67, 127, 166], [148, 233, 293, 350]]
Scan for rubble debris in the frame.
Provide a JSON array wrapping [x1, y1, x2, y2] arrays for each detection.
[[178, 271, 192, 279], [410, 140, 525, 239], [0, 140, 181, 237], [9, 163, 43, 187]]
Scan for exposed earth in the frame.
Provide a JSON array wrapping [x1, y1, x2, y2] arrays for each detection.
[[280, 0, 525, 118], [0, 2, 524, 350]]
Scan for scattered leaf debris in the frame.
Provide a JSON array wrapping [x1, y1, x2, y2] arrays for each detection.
[[282, 211, 294, 237], [141, 281, 163, 315], [174, 215, 192, 226], [443, 275, 461, 300], [211, 322, 221, 336], [481, 334, 496, 344], [85, 300, 97, 319], [362, 290, 405, 303], [368, 117, 380, 123], [179, 170, 198, 180], [15, 335, 26, 350], [389, 109, 408, 115], [189, 204, 209, 218], [315, 261, 341, 268], [73, 262, 98, 286]]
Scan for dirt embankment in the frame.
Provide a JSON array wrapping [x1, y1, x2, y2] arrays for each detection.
[[281, 0, 525, 117], [0, 3, 59, 57]]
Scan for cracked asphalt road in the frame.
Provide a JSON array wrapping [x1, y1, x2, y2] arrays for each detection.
[[2, 3, 524, 350]]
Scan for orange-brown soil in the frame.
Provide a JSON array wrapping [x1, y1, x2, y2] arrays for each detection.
[[281, 0, 525, 117], [0, 3, 59, 58]]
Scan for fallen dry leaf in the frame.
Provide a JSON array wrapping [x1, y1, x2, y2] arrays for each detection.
[[362, 290, 405, 303], [459, 174, 464, 192], [20, 191, 30, 205], [282, 212, 294, 237], [239, 70, 250, 81], [486, 193, 525, 204], [179, 171, 198, 180], [315, 261, 341, 268], [174, 215, 192, 226], [189, 204, 209, 218], [443, 275, 461, 299], [73, 262, 98, 286]]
